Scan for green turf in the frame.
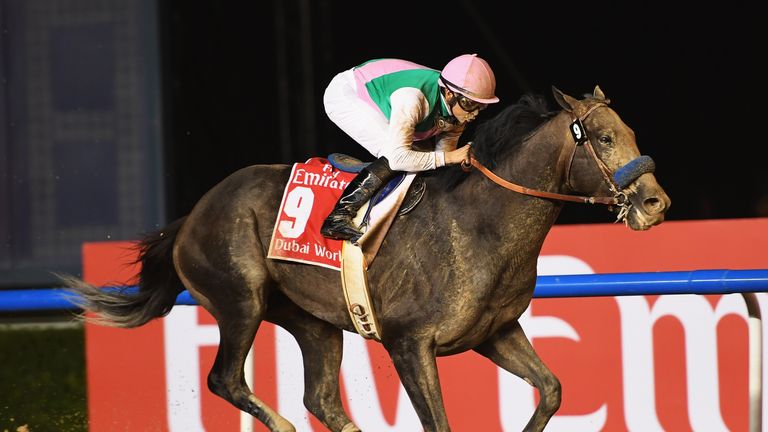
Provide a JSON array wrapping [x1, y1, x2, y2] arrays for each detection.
[[0, 325, 87, 432]]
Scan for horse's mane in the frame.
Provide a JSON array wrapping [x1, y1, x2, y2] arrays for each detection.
[[438, 93, 556, 190]]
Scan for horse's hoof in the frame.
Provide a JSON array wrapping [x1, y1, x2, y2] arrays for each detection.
[[341, 422, 361, 432], [273, 421, 296, 432]]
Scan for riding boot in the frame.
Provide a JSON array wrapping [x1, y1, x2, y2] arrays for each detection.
[[321, 157, 397, 243]]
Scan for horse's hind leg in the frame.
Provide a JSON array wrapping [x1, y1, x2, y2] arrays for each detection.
[[174, 242, 295, 430], [270, 303, 360, 432], [209, 306, 296, 431], [474, 321, 561, 432]]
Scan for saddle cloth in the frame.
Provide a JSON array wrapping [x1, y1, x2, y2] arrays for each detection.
[[267, 157, 416, 270]]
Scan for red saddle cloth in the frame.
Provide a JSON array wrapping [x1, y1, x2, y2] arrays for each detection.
[[267, 158, 356, 270]]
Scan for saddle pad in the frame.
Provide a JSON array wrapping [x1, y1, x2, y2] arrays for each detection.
[[267, 157, 414, 270]]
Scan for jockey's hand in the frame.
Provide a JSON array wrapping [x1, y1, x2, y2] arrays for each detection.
[[444, 144, 472, 166]]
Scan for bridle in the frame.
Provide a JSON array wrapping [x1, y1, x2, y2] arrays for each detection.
[[462, 102, 638, 223]]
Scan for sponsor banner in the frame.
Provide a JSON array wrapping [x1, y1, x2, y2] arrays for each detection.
[[267, 158, 356, 270], [84, 218, 768, 431]]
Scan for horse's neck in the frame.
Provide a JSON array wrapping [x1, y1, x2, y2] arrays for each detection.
[[461, 113, 572, 256], [508, 113, 572, 192]]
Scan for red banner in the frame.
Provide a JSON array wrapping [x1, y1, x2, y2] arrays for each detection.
[[84, 218, 768, 431], [267, 158, 356, 270]]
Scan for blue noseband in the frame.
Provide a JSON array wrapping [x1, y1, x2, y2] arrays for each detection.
[[613, 155, 655, 189]]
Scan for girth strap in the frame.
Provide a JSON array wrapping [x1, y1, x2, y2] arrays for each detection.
[[341, 242, 382, 341]]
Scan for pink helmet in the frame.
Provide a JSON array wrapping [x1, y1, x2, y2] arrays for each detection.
[[439, 54, 499, 104]]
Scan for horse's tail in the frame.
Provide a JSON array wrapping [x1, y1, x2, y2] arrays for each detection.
[[64, 217, 188, 328]]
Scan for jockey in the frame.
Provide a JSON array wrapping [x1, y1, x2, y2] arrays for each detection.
[[321, 54, 500, 242]]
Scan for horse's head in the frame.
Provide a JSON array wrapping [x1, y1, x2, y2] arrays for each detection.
[[553, 86, 671, 230]]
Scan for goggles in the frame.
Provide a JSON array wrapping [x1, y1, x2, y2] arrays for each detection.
[[455, 94, 487, 113], [439, 76, 487, 113]]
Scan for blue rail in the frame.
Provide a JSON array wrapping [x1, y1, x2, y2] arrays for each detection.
[[1, 269, 767, 312], [534, 269, 768, 298]]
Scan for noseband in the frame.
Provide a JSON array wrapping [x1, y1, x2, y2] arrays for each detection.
[[463, 102, 653, 223]]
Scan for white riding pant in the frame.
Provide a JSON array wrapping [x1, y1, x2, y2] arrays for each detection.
[[323, 68, 389, 158]]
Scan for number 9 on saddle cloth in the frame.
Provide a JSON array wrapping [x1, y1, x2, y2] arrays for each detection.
[[266, 155, 425, 272]]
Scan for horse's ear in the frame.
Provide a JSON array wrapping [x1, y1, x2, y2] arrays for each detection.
[[552, 86, 579, 113], [593, 85, 606, 101], [593, 85, 611, 104]]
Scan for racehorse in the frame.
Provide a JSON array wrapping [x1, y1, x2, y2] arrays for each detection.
[[68, 86, 670, 432]]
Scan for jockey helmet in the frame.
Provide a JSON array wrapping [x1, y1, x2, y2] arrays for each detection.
[[439, 54, 500, 105]]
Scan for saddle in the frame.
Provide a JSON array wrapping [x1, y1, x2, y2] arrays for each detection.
[[327, 153, 426, 217]]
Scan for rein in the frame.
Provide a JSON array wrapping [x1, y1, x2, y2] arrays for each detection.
[[463, 158, 618, 205], [461, 102, 635, 220]]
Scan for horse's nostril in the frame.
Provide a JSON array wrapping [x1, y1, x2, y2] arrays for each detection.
[[643, 197, 664, 215]]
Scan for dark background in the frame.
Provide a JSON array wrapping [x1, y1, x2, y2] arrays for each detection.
[[1, 0, 766, 288], [160, 1, 767, 224]]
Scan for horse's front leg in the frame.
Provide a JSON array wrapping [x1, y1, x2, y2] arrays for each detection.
[[474, 320, 561, 432], [387, 338, 450, 432]]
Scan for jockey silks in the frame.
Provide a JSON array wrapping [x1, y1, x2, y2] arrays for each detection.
[[353, 58, 451, 141]]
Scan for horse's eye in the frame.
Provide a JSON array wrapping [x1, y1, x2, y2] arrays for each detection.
[[599, 135, 613, 145]]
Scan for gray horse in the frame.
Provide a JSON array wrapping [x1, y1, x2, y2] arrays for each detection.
[[68, 86, 670, 431]]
